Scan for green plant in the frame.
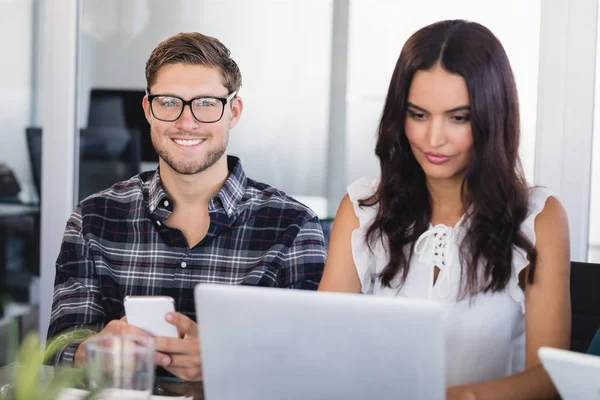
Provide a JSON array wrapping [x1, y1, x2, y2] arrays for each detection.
[[0, 310, 101, 400]]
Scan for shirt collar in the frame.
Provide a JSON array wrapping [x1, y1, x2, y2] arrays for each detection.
[[210, 155, 247, 217], [147, 169, 169, 214], [146, 155, 247, 217]]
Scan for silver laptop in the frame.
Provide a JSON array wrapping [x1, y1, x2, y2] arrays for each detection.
[[539, 347, 600, 399], [194, 284, 445, 400]]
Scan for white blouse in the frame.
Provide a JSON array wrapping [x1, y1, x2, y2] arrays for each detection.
[[348, 177, 555, 387]]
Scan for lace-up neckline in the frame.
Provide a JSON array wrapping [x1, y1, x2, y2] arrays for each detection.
[[413, 215, 466, 299]]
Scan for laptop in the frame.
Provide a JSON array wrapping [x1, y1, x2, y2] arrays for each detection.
[[539, 346, 600, 399], [194, 284, 445, 400]]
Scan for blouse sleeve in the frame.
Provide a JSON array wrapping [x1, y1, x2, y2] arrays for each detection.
[[347, 177, 380, 294], [509, 186, 563, 313]]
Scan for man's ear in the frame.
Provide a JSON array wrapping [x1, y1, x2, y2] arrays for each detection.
[[142, 95, 153, 124], [228, 96, 243, 129]]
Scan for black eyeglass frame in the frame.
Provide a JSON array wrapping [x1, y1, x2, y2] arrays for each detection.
[[146, 90, 237, 123]]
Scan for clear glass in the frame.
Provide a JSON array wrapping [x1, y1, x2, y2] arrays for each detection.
[[86, 335, 156, 400]]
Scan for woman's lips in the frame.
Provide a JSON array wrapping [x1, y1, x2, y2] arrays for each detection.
[[425, 152, 451, 165]]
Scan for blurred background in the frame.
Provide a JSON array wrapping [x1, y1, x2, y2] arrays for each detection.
[[0, 0, 598, 364]]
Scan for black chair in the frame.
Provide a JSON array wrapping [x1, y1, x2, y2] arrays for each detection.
[[25, 126, 141, 201], [79, 126, 141, 200], [88, 88, 157, 162], [570, 261, 600, 352], [25, 127, 43, 200], [589, 326, 600, 355], [0, 210, 39, 300], [319, 218, 334, 249]]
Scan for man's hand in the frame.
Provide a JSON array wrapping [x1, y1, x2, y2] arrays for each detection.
[[155, 312, 202, 382], [73, 316, 152, 366]]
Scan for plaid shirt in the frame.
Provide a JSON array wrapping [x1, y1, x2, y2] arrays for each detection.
[[47, 156, 326, 364]]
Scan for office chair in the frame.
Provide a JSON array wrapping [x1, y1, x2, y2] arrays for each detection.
[[570, 261, 600, 352], [25, 126, 141, 201], [79, 126, 141, 200], [88, 88, 157, 162], [319, 218, 334, 249], [589, 326, 600, 356], [25, 127, 43, 200]]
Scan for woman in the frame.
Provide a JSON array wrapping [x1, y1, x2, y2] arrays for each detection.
[[319, 20, 570, 399]]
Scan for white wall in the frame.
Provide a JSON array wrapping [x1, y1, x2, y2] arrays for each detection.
[[345, 0, 542, 185], [590, 28, 600, 258], [0, 0, 33, 188], [591, 124, 600, 259], [79, 0, 333, 199]]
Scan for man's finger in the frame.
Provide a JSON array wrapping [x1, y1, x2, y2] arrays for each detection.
[[163, 353, 201, 369], [101, 319, 126, 335], [155, 337, 198, 354], [166, 312, 197, 337], [120, 323, 153, 338], [155, 351, 171, 367], [164, 366, 203, 382], [154, 352, 200, 369]]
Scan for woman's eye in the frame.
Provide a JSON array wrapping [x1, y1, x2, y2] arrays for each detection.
[[452, 114, 471, 123], [409, 111, 427, 120]]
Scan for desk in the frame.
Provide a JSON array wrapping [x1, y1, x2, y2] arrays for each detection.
[[0, 204, 40, 216], [0, 364, 204, 399], [0, 365, 204, 400], [0, 203, 40, 308]]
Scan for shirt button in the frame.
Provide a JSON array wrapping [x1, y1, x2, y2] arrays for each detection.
[[181, 262, 187, 268], [156, 220, 162, 227], [164, 200, 170, 207]]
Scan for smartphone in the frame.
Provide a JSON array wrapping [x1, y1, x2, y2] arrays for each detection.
[[123, 295, 179, 338]]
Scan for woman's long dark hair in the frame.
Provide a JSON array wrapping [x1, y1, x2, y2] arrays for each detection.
[[361, 20, 536, 296]]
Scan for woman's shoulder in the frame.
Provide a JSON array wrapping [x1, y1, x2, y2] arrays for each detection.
[[346, 177, 380, 224], [525, 186, 569, 254], [347, 177, 379, 203], [527, 185, 562, 208], [344, 178, 382, 294], [508, 185, 567, 254], [522, 186, 566, 238], [509, 186, 568, 311]]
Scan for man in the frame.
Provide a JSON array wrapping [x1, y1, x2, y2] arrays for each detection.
[[47, 32, 327, 381]]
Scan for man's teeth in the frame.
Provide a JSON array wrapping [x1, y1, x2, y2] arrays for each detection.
[[173, 139, 204, 146]]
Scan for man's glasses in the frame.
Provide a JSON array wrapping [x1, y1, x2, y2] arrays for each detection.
[[147, 91, 237, 123]]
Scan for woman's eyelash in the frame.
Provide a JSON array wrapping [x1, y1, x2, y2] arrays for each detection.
[[453, 114, 471, 122], [407, 110, 471, 122], [408, 111, 426, 119]]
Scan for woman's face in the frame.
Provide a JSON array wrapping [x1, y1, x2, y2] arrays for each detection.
[[404, 64, 474, 186]]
